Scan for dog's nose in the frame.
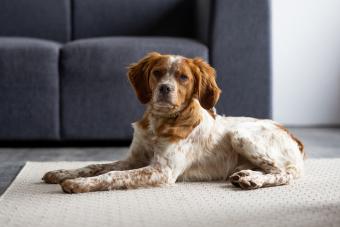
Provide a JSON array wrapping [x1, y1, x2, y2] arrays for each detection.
[[159, 84, 172, 95]]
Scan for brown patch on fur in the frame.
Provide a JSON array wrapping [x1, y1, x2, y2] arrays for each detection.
[[155, 100, 201, 142], [188, 58, 221, 110], [127, 52, 162, 104], [275, 124, 306, 158], [138, 100, 201, 143]]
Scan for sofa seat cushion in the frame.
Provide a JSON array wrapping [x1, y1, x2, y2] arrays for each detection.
[[0, 38, 60, 140], [60, 37, 208, 140]]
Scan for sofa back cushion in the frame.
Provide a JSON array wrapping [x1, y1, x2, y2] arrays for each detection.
[[72, 0, 196, 40], [0, 0, 71, 42]]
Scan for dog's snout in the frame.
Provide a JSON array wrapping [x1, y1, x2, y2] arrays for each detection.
[[159, 84, 173, 95]]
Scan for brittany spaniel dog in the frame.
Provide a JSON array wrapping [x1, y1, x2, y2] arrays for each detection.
[[43, 52, 305, 193]]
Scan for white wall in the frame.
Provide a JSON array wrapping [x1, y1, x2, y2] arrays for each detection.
[[271, 0, 340, 125]]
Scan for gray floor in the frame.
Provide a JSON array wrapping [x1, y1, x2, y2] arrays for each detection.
[[0, 127, 339, 195]]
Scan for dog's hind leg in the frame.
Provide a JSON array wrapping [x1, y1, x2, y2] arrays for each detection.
[[227, 124, 304, 189], [230, 158, 294, 189], [229, 169, 294, 189]]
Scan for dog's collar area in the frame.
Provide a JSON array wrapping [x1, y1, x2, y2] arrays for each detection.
[[148, 100, 198, 119], [167, 112, 180, 119], [151, 111, 180, 119]]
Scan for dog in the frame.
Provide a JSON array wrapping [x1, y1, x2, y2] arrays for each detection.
[[43, 52, 305, 193]]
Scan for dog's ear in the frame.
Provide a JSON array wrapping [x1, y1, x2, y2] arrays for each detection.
[[191, 58, 221, 110], [128, 52, 161, 104]]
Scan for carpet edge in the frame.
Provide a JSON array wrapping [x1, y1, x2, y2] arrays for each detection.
[[0, 162, 28, 202]]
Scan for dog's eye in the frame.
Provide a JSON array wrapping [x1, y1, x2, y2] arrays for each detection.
[[153, 70, 162, 78], [179, 74, 188, 81], [180, 75, 188, 81]]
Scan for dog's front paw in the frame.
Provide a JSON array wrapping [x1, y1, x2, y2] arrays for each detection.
[[60, 178, 92, 194], [229, 170, 264, 190], [42, 170, 74, 184]]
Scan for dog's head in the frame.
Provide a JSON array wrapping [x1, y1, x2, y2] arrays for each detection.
[[128, 52, 221, 115]]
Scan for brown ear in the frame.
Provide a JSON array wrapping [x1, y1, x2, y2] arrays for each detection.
[[191, 58, 221, 109], [127, 52, 161, 104]]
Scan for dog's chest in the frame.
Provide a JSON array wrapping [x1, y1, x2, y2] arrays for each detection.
[[139, 115, 238, 181]]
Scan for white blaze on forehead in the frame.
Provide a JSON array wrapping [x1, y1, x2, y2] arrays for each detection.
[[168, 55, 183, 67], [158, 55, 183, 84]]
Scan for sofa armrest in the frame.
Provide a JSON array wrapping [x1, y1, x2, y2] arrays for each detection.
[[206, 0, 271, 118]]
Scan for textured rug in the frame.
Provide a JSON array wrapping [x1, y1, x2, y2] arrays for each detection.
[[0, 160, 340, 227]]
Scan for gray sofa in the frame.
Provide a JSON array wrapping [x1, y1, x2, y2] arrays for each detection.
[[0, 0, 270, 142]]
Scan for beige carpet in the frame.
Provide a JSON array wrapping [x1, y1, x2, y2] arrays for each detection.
[[0, 160, 340, 227]]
